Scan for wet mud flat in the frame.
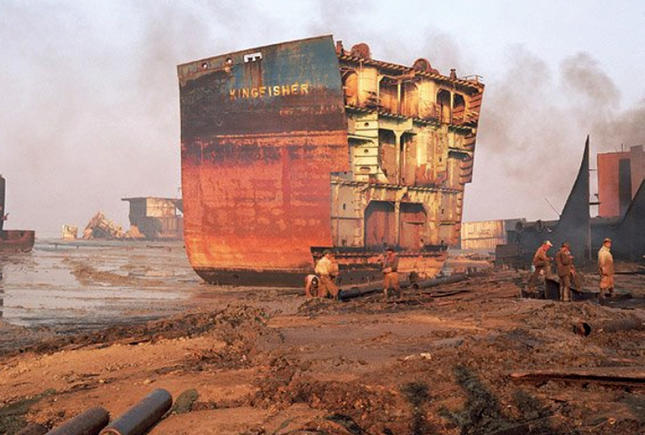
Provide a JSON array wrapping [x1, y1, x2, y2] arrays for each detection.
[[1, 260, 643, 434], [0, 239, 209, 350]]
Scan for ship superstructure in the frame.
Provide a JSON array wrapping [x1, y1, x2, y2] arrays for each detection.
[[177, 36, 484, 286]]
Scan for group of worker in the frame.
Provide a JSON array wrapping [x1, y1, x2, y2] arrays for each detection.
[[528, 237, 614, 301], [305, 247, 400, 301], [307, 237, 616, 303]]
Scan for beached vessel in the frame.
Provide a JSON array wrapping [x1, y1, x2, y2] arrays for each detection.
[[0, 175, 35, 252], [178, 36, 484, 286]]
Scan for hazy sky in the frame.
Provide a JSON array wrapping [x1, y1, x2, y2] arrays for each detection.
[[2, 0, 644, 237]]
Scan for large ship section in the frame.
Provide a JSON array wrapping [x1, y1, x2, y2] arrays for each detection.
[[178, 36, 484, 286]]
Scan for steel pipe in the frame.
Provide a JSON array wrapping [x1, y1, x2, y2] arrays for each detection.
[[573, 317, 643, 336], [409, 273, 467, 289], [16, 423, 48, 435], [46, 407, 109, 435], [338, 273, 469, 301], [99, 389, 172, 435]]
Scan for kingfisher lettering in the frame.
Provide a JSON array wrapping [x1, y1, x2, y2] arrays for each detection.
[[229, 82, 310, 100]]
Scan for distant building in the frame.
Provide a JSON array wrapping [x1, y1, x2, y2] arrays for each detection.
[[121, 197, 183, 240], [61, 224, 78, 240], [597, 145, 645, 217], [460, 218, 524, 251]]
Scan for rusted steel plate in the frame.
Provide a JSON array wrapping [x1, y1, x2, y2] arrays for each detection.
[[178, 36, 348, 283], [495, 138, 591, 265], [613, 180, 645, 260]]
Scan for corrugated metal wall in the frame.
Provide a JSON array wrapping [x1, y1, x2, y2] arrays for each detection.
[[460, 220, 506, 251]]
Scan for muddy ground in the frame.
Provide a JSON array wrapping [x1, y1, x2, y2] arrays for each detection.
[[0, 245, 643, 434]]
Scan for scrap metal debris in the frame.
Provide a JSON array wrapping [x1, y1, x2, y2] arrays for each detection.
[[81, 212, 145, 240], [82, 212, 125, 240], [510, 366, 645, 386], [61, 224, 78, 240]]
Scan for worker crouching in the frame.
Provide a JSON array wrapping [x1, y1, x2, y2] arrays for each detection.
[[304, 274, 319, 298], [313, 250, 340, 299], [527, 240, 553, 293]]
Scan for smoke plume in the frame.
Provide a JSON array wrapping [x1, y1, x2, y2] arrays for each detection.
[[466, 48, 644, 221], [1, 1, 642, 236]]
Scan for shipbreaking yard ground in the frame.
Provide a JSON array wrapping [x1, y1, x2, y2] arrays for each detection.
[[0, 242, 643, 434]]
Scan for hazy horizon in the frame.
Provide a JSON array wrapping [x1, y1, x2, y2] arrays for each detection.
[[2, 0, 644, 237]]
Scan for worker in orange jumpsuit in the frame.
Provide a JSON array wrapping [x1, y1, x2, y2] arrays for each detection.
[[527, 240, 553, 291], [555, 242, 575, 302], [597, 238, 615, 300], [382, 247, 400, 300]]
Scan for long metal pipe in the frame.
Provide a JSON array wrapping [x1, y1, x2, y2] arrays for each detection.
[[409, 273, 468, 290], [16, 423, 48, 435], [338, 273, 468, 301], [573, 317, 643, 336], [46, 407, 109, 435], [99, 389, 172, 435]]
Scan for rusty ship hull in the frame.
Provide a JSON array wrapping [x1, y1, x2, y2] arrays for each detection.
[[0, 175, 35, 253], [0, 230, 35, 252], [178, 36, 484, 286]]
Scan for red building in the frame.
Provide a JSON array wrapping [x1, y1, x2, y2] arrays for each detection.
[[597, 145, 645, 217]]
